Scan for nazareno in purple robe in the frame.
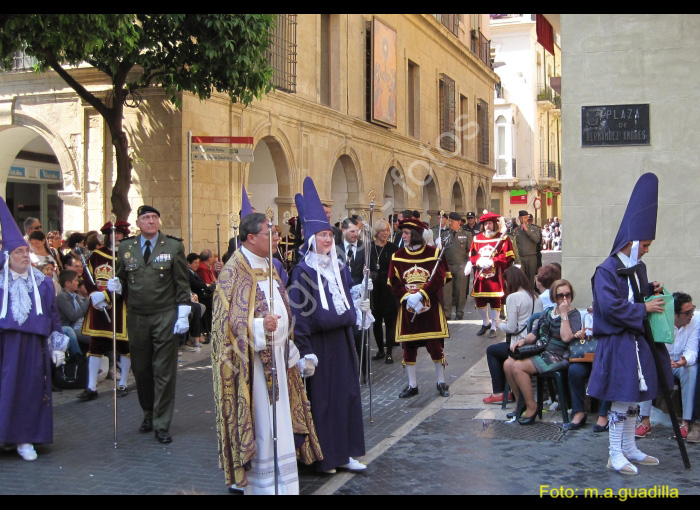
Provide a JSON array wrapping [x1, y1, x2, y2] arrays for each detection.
[[587, 256, 672, 403], [0, 267, 64, 444], [288, 259, 365, 471]]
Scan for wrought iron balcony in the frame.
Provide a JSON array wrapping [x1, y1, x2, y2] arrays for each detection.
[[537, 82, 561, 108], [539, 161, 560, 181]]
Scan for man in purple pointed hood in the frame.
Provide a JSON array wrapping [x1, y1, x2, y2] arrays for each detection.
[[587, 173, 672, 475]]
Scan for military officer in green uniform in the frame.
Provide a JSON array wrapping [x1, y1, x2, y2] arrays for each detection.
[[442, 212, 473, 320], [513, 209, 541, 286], [109, 205, 191, 444]]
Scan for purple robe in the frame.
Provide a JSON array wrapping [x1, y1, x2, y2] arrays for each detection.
[[0, 268, 63, 444], [288, 260, 365, 471], [587, 256, 672, 402]]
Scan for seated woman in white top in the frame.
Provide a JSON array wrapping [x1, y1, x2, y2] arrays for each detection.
[[483, 266, 542, 404]]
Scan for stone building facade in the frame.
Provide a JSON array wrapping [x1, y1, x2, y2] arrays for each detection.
[[489, 14, 562, 225], [558, 14, 700, 304], [0, 14, 498, 253]]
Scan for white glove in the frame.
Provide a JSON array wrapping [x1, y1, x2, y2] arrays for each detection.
[[297, 357, 317, 377], [412, 301, 425, 315], [464, 261, 473, 276], [476, 257, 493, 269], [406, 292, 423, 310], [90, 292, 108, 310], [52, 350, 66, 367], [366, 277, 373, 292], [107, 277, 122, 294], [360, 299, 371, 312], [173, 304, 191, 335]]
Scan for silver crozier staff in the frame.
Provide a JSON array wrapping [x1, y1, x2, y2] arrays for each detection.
[[358, 190, 376, 424], [266, 210, 280, 495], [110, 215, 118, 448]]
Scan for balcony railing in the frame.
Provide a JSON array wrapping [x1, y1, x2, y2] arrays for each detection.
[[496, 158, 517, 179], [471, 29, 492, 69], [539, 161, 560, 180], [537, 82, 561, 108]]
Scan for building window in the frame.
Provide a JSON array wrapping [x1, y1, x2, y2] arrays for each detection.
[[267, 14, 297, 93], [460, 94, 469, 157], [439, 74, 456, 152], [433, 14, 459, 36], [408, 60, 420, 138], [495, 116, 508, 176], [477, 99, 489, 165]]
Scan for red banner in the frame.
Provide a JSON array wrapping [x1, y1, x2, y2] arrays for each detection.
[[191, 136, 254, 145]]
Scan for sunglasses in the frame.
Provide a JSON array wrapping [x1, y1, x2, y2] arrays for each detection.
[[679, 306, 696, 317], [556, 292, 572, 299]]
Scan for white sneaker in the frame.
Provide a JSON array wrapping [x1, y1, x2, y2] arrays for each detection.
[[339, 457, 366, 472], [17, 443, 37, 461]]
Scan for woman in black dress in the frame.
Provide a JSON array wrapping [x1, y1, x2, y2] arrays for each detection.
[[369, 218, 399, 363]]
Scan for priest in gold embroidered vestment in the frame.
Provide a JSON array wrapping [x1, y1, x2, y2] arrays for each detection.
[[211, 212, 322, 495]]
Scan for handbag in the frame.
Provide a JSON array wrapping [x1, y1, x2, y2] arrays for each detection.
[[569, 312, 598, 362], [52, 353, 88, 390], [510, 338, 548, 360], [645, 286, 675, 344]]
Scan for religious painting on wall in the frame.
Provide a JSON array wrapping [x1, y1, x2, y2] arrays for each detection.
[[371, 16, 397, 128]]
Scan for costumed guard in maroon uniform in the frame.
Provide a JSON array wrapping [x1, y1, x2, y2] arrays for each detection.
[[389, 218, 451, 398], [77, 221, 131, 402], [469, 213, 514, 338]]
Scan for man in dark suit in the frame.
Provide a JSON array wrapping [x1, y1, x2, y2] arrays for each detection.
[[392, 210, 413, 248], [336, 217, 369, 378]]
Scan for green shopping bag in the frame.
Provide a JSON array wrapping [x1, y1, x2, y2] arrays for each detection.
[[645, 287, 674, 344]]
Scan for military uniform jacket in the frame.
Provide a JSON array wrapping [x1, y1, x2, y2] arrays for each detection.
[[443, 229, 473, 269], [82, 247, 128, 340], [514, 223, 541, 258], [115, 232, 191, 315], [388, 244, 451, 343]]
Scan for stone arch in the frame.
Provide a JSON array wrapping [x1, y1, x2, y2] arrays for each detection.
[[328, 151, 362, 224], [451, 177, 465, 214], [245, 127, 297, 222], [476, 183, 487, 214], [381, 161, 407, 218]]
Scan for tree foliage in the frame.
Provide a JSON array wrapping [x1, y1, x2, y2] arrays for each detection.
[[0, 14, 276, 219]]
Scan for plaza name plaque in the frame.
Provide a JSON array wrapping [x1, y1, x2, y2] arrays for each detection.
[[582, 104, 650, 147]]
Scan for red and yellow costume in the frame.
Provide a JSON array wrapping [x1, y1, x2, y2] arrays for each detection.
[[469, 213, 514, 311], [388, 220, 451, 365]]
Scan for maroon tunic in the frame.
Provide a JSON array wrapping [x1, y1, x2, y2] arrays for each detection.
[[81, 248, 127, 341], [388, 244, 450, 343]]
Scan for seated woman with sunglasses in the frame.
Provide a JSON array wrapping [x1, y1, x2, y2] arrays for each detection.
[[483, 266, 542, 405], [503, 279, 581, 425]]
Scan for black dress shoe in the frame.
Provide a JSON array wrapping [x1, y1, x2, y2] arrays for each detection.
[[519, 413, 538, 425], [76, 389, 98, 402], [399, 385, 419, 398], [476, 323, 492, 336], [593, 423, 609, 433], [139, 417, 153, 433], [563, 414, 587, 431], [437, 382, 450, 397], [371, 351, 385, 360], [385, 354, 394, 364], [116, 385, 128, 398], [155, 429, 172, 444]]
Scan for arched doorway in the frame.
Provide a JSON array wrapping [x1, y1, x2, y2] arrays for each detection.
[[0, 127, 64, 233], [421, 173, 439, 227], [330, 154, 360, 225], [476, 184, 487, 214], [451, 180, 464, 215], [247, 136, 292, 224], [382, 165, 406, 220]]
